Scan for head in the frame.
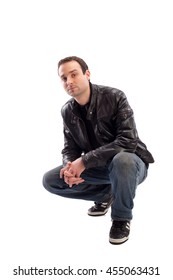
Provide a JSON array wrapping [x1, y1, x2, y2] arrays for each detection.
[[57, 56, 91, 103]]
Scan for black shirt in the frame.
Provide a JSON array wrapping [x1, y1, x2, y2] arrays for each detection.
[[78, 99, 99, 150]]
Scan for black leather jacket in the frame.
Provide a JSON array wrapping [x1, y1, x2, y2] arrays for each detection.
[[61, 83, 154, 169]]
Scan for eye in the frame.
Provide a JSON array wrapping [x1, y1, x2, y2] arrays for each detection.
[[71, 73, 76, 78], [61, 77, 67, 82]]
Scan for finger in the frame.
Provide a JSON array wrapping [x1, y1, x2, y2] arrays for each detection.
[[64, 176, 70, 185], [68, 177, 85, 187], [60, 162, 72, 178], [69, 180, 85, 188], [74, 179, 85, 185], [68, 177, 82, 183], [60, 168, 65, 178], [64, 170, 74, 177], [67, 162, 72, 168], [68, 167, 76, 176]]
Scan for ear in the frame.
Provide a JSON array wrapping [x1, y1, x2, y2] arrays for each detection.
[[85, 70, 90, 80]]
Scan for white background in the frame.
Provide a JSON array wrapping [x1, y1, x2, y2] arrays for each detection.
[[0, 0, 172, 279]]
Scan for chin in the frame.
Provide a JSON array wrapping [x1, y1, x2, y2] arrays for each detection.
[[68, 91, 80, 97]]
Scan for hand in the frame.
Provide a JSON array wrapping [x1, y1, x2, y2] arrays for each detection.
[[67, 157, 85, 178], [60, 161, 72, 179], [60, 158, 85, 188], [63, 170, 85, 187]]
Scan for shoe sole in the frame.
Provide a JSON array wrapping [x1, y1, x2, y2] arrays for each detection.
[[88, 209, 109, 216], [109, 236, 129, 245], [87, 196, 114, 217]]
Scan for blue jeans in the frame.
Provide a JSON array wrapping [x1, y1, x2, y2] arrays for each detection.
[[43, 152, 148, 220]]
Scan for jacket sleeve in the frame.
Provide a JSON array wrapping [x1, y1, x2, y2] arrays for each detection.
[[82, 91, 138, 169], [61, 122, 82, 166]]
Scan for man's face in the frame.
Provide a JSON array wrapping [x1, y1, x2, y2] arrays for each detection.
[[58, 61, 90, 97]]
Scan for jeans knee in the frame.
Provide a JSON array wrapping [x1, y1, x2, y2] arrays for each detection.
[[109, 152, 136, 173], [42, 165, 63, 193], [42, 171, 51, 191]]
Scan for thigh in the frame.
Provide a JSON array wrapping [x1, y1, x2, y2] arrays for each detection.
[[43, 165, 110, 184], [43, 165, 64, 190], [80, 166, 110, 185], [42, 165, 111, 201]]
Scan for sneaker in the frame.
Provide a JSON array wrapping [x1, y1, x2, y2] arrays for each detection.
[[109, 220, 130, 244], [88, 196, 114, 216]]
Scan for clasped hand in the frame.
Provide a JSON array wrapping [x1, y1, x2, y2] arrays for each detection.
[[60, 157, 85, 188]]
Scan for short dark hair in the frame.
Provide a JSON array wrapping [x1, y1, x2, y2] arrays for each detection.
[[58, 56, 89, 74]]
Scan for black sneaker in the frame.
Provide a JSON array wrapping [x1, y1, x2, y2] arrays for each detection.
[[88, 196, 114, 216], [109, 220, 130, 244]]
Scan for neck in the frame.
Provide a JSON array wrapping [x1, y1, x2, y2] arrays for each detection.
[[75, 87, 91, 106]]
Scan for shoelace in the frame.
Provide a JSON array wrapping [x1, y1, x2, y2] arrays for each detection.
[[94, 202, 108, 209], [112, 221, 130, 229]]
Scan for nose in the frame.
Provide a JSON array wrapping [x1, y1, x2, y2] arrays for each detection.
[[66, 76, 73, 85]]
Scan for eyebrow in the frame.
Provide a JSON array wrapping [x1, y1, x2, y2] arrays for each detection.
[[60, 69, 78, 79]]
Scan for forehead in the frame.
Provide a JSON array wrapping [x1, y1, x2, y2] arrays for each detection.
[[58, 61, 82, 77]]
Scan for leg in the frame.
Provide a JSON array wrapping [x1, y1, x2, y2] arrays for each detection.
[[108, 152, 148, 221], [43, 165, 111, 202], [108, 152, 148, 244]]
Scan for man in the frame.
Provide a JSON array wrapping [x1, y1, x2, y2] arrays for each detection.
[[43, 56, 154, 245]]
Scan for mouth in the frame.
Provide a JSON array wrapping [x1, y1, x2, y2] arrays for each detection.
[[67, 86, 77, 92]]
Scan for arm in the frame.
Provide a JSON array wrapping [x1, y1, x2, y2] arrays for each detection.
[[82, 91, 138, 169], [61, 122, 82, 166], [60, 122, 85, 187]]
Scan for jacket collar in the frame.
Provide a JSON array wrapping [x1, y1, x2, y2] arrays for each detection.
[[87, 82, 97, 119], [72, 82, 97, 119]]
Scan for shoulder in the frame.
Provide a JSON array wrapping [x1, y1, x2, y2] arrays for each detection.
[[91, 83, 127, 101], [61, 98, 74, 118]]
